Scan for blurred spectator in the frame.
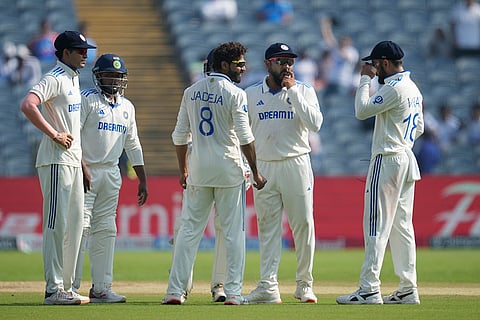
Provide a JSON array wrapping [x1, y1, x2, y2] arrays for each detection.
[[426, 26, 453, 64], [422, 101, 441, 137], [0, 43, 41, 88], [256, 0, 293, 25], [437, 103, 463, 153], [416, 129, 442, 174], [0, 41, 18, 86], [294, 49, 318, 86], [320, 15, 359, 99], [27, 18, 58, 63], [79, 21, 98, 65], [450, 0, 480, 57], [189, 52, 210, 84], [200, 0, 238, 24], [465, 101, 480, 144], [315, 49, 333, 92], [308, 131, 323, 174], [9, 44, 42, 88]]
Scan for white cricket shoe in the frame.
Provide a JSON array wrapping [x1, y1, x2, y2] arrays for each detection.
[[383, 288, 420, 304], [245, 283, 282, 304], [162, 293, 187, 305], [336, 288, 383, 305], [89, 287, 126, 303], [69, 290, 90, 304], [211, 283, 227, 302], [43, 289, 81, 305], [294, 284, 317, 303], [224, 295, 248, 305]]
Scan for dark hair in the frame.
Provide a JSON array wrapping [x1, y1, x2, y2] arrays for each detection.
[[390, 59, 403, 67], [55, 50, 63, 60], [212, 42, 247, 72]]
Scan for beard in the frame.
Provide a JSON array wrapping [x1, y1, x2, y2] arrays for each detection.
[[376, 64, 388, 84], [227, 68, 242, 84], [270, 68, 289, 87]]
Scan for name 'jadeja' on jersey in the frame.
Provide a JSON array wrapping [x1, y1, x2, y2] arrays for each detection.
[[190, 90, 223, 105]]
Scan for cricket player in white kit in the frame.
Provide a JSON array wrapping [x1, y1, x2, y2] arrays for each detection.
[[170, 48, 233, 303], [336, 41, 423, 305], [73, 54, 148, 303], [20, 31, 96, 305], [164, 41, 266, 305], [245, 43, 323, 304]]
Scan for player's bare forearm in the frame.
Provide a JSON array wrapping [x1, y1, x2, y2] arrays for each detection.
[[81, 160, 91, 193], [133, 165, 148, 205], [20, 93, 58, 139], [240, 142, 267, 190], [175, 144, 188, 189]]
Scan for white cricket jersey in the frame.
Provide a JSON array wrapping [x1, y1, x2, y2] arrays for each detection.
[[80, 89, 144, 167], [245, 76, 323, 161], [355, 71, 424, 158], [30, 61, 82, 167], [172, 72, 254, 187]]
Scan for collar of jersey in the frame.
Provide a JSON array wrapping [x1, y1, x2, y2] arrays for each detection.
[[209, 72, 233, 83], [384, 70, 410, 82], [261, 75, 282, 95], [57, 60, 80, 77]]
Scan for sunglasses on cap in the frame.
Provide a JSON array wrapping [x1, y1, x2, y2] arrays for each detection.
[[268, 57, 295, 66], [231, 60, 246, 68]]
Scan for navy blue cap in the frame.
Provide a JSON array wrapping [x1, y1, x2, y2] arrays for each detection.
[[361, 40, 404, 61], [54, 30, 96, 50], [204, 49, 215, 75], [93, 54, 127, 73], [265, 43, 298, 60]]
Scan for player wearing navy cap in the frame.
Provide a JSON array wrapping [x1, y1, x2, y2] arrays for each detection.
[[336, 40, 423, 305], [245, 42, 323, 304], [20, 30, 95, 305], [73, 53, 148, 303]]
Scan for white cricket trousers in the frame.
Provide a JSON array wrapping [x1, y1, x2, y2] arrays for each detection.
[[253, 154, 315, 288], [38, 164, 84, 294], [172, 192, 227, 292], [167, 183, 246, 297], [360, 153, 418, 293], [74, 165, 121, 292]]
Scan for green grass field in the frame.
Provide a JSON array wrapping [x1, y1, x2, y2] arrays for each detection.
[[1, 249, 479, 320]]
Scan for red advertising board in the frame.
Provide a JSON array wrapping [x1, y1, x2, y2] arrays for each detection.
[[0, 176, 479, 249]]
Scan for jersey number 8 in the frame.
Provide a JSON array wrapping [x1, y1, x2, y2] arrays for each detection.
[[199, 106, 214, 136]]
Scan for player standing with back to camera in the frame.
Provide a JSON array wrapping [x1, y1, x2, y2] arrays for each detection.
[[73, 53, 148, 303], [20, 30, 96, 305], [245, 43, 323, 304], [170, 49, 230, 302], [336, 40, 423, 305], [163, 41, 266, 305]]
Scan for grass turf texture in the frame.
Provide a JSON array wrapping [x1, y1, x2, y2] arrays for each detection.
[[1, 249, 479, 320]]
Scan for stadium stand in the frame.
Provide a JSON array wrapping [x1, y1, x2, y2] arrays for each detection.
[[0, 0, 478, 176], [157, 0, 479, 176]]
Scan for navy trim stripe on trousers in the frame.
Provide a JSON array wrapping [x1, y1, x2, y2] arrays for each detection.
[[47, 164, 59, 229], [369, 155, 382, 236]]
